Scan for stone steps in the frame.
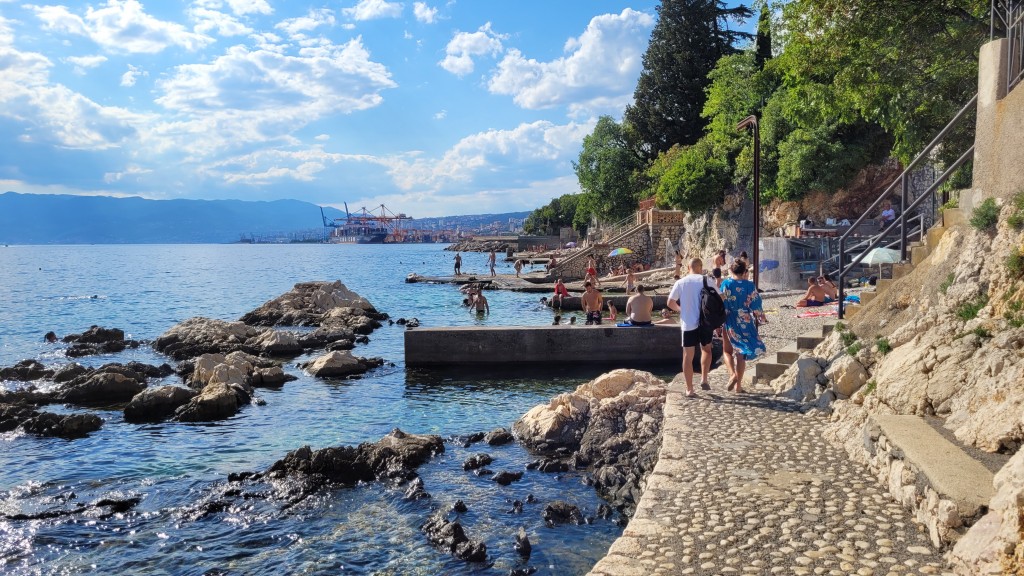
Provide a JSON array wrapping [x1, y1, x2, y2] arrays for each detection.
[[866, 415, 994, 547], [754, 326, 834, 385]]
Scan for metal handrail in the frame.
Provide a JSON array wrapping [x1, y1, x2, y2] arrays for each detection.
[[993, 0, 1024, 93], [837, 145, 975, 316], [824, 214, 925, 267]]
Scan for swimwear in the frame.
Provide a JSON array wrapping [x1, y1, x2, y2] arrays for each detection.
[[625, 320, 652, 326], [587, 267, 597, 277], [585, 311, 602, 325], [806, 300, 824, 307]]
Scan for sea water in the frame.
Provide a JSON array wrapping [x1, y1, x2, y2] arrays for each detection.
[[0, 244, 626, 575]]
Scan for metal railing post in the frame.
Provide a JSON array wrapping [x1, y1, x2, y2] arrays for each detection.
[[837, 237, 845, 320], [900, 175, 909, 261]]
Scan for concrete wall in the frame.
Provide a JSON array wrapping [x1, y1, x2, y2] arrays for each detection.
[[969, 39, 1024, 210], [405, 325, 685, 367]]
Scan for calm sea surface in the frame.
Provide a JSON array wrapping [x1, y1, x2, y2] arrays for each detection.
[[0, 244, 638, 575]]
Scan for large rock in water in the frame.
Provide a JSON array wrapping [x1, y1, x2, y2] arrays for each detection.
[[240, 280, 385, 329], [266, 428, 444, 485], [421, 513, 488, 562], [153, 317, 353, 361], [61, 325, 143, 357], [124, 386, 197, 423], [56, 371, 147, 406], [174, 382, 251, 422], [0, 403, 102, 438], [513, 369, 666, 515], [0, 360, 54, 382], [299, 351, 384, 378]]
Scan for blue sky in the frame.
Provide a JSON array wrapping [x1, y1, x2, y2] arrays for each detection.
[[0, 0, 755, 217]]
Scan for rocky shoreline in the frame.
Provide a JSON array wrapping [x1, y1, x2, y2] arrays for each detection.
[[0, 280, 389, 431], [444, 238, 517, 253]]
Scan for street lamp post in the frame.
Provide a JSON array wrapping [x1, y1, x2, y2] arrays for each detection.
[[736, 115, 760, 291]]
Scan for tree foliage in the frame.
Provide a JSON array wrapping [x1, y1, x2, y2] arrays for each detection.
[[625, 0, 753, 161], [523, 194, 585, 236], [654, 138, 730, 211], [573, 116, 648, 224]]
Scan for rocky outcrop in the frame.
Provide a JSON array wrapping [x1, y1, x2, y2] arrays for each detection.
[[299, 351, 384, 378], [124, 386, 197, 423], [240, 280, 385, 331], [542, 501, 586, 526], [513, 369, 666, 516], [62, 325, 143, 357], [265, 429, 444, 486], [950, 448, 1024, 574], [0, 403, 102, 438], [0, 360, 54, 382], [421, 513, 488, 562], [445, 238, 513, 253], [153, 318, 358, 361], [174, 382, 251, 422]]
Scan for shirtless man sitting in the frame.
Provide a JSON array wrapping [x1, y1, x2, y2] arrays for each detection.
[[797, 277, 828, 307], [582, 282, 603, 325], [624, 284, 654, 325]]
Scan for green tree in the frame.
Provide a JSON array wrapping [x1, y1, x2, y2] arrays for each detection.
[[625, 0, 753, 161], [523, 194, 585, 236], [754, 0, 772, 69], [654, 138, 730, 211], [573, 116, 647, 224]]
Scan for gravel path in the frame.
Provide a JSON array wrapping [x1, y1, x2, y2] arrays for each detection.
[[588, 350, 951, 575]]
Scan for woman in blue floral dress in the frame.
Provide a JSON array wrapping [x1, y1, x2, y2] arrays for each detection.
[[718, 259, 766, 393]]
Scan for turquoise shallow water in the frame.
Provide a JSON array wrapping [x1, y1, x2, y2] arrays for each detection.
[[0, 244, 636, 575]]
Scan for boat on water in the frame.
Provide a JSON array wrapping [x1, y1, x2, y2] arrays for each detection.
[[321, 203, 411, 244]]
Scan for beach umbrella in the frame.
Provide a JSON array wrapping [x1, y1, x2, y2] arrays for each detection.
[[607, 247, 633, 257], [860, 247, 901, 267]]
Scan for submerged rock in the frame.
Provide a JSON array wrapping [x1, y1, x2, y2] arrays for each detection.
[[492, 471, 523, 486], [462, 453, 492, 471], [57, 371, 147, 406], [514, 369, 667, 516], [421, 513, 488, 563], [542, 501, 585, 526], [124, 386, 197, 423], [0, 403, 102, 438]]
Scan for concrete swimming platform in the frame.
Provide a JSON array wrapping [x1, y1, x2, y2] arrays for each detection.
[[404, 325, 719, 368]]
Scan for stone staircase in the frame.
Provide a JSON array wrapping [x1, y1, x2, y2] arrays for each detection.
[[753, 207, 967, 384], [754, 323, 835, 384], [551, 222, 649, 279], [842, 207, 966, 318]]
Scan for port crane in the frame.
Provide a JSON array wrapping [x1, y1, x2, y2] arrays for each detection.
[[320, 203, 413, 242]]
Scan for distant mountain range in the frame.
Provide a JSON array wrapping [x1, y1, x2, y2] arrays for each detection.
[[0, 192, 531, 244]]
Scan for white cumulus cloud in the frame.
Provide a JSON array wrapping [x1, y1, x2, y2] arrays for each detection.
[[203, 146, 377, 185], [65, 54, 108, 75], [28, 0, 213, 54], [381, 119, 592, 191], [224, 0, 272, 16], [342, 0, 403, 21], [275, 8, 335, 38], [438, 21, 504, 77], [189, 6, 253, 37], [413, 2, 437, 23], [488, 8, 654, 116], [120, 63, 147, 87]]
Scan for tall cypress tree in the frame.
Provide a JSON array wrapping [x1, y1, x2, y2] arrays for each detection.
[[755, 1, 772, 69], [625, 0, 753, 161]]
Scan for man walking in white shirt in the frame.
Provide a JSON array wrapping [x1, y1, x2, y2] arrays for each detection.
[[667, 258, 714, 397]]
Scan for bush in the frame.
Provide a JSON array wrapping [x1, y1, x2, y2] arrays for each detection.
[[972, 326, 992, 338], [1005, 299, 1024, 328], [956, 294, 989, 321], [875, 337, 891, 355], [840, 331, 857, 347], [939, 273, 954, 295], [846, 342, 862, 356], [864, 380, 877, 395], [835, 321, 846, 332], [940, 197, 958, 213], [1007, 248, 1024, 279], [970, 198, 1000, 231], [1008, 189, 1024, 230], [654, 138, 730, 213]]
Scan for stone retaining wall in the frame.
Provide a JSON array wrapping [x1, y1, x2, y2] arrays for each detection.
[[863, 421, 979, 548]]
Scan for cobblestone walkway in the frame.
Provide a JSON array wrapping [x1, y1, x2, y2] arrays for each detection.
[[589, 374, 952, 576]]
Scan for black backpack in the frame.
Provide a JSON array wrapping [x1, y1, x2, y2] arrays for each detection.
[[700, 276, 727, 330]]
